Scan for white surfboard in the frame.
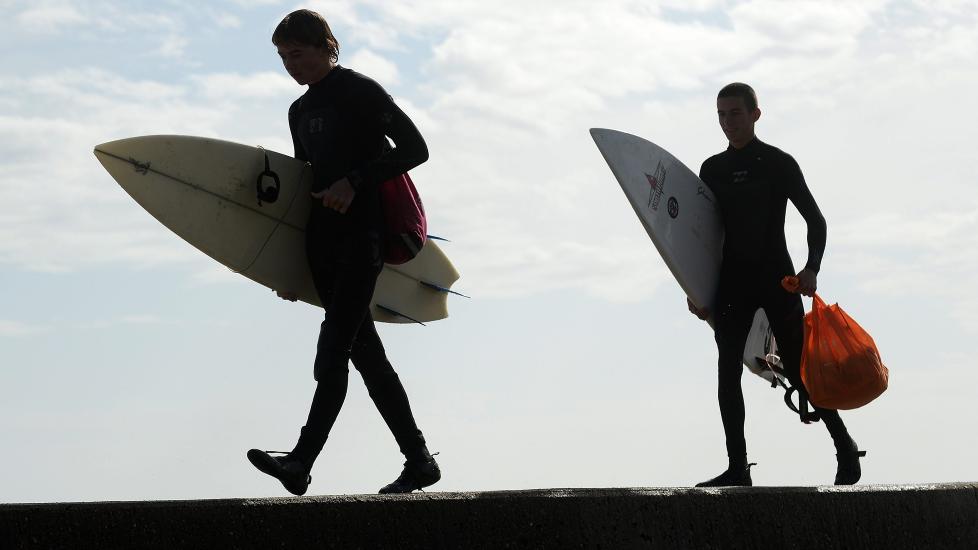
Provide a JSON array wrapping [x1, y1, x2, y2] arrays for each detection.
[[590, 128, 782, 383], [94, 135, 460, 324]]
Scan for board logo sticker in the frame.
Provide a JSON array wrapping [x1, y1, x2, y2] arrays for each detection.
[[129, 158, 151, 175], [667, 197, 679, 219], [645, 160, 667, 211]]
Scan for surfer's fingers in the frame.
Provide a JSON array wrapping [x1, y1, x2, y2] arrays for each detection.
[[276, 290, 298, 301]]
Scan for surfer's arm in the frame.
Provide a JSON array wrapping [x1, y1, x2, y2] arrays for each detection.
[[698, 159, 719, 194], [345, 81, 429, 191], [785, 156, 826, 274], [292, 134, 308, 162], [288, 103, 308, 162]]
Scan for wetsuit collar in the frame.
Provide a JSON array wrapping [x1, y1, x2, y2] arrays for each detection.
[[309, 65, 343, 90], [727, 136, 762, 152]]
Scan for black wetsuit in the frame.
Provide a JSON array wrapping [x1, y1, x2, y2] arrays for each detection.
[[699, 137, 851, 466], [287, 66, 430, 465]]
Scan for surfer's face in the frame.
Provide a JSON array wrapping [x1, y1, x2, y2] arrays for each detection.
[[717, 96, 760, 149], [277, 42, 333, 86]]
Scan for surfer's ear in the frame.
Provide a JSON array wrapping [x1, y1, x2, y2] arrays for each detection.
[[751, 108, 762, 123]]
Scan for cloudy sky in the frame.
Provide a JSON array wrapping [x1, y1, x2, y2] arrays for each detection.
[[1, 0, 976, 503]]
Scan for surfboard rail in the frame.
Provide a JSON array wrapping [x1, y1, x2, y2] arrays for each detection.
[[590, 127, 782, 382], [94, 134, 462, 324]]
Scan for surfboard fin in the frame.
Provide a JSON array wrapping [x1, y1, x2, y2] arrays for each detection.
[[375, 304, 426, 326], [419, 281, 470, 298], [427, 235, 451, 242]]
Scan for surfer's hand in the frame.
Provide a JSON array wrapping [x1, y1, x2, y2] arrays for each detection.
[[687, 297, 709, 321], [795, 268, 817, 297], [276, 290, 298, 302], [311, 178, 355, 214]]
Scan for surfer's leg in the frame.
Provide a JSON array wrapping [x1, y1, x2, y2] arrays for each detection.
[[292, 258, 383, 467], [765, 288, 860, 481], [350, 316, 429, 459], [713, 301, 755, 468], [696, 300, 756, 487], [353, 322, 441, 494], [344, 279, 439, 493]]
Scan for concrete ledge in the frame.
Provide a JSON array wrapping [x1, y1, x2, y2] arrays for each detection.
[[2, 483, 976, 549]]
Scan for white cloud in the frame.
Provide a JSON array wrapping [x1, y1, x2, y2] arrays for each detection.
[[3, 0, 978, 501], [1, 1, 976, 316], [157, 34, 189, 59], [826, 206, 978, 333], [76, 314, 174, 331], [15, 3, 88, 31], [0, 66, 296, 273], [305, 0, 402, 51], [0, 320, 49, 337], [215, 13, 243, 29], [729, 1, 885, 53], [346, 48, 399, 86], [193, 71, 298, 101], [232, 0, 285, 6]]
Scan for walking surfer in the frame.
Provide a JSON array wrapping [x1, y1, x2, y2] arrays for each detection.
[[247, 9, 440, 495], [689, 83, 865, 487]]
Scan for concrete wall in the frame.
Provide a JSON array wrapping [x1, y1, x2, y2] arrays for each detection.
[[2, 483, 976, 549]]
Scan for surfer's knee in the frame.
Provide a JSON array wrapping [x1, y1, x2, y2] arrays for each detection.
[[352, 351, 396, 381], [313, 349, 351, 381]]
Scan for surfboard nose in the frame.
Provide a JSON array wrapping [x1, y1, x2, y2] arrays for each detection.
[[93, 136, 164, 164], [94, 137, 149, 191]]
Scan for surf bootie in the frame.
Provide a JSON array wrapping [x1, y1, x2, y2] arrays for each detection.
[[379, 454, 441, 494], [834, 444, 867, 486], [695, 463, 756, 487], [247, 449, 311, 496]]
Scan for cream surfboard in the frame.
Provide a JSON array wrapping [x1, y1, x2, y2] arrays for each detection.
[[590, 128, 782, 382], [94, 135, 460, 324]]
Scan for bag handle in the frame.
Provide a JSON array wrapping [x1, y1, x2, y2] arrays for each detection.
[[783, 386, 821, 424]]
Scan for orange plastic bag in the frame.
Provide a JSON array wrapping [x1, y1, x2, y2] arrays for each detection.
[[798, 293, 889, 410]]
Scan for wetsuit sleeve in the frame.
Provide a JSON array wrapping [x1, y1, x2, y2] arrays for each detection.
[[698, 159, 717, 192], [785, 156, 827, 273], [346, 80, 429, 190], [288, 103, 308, 162]]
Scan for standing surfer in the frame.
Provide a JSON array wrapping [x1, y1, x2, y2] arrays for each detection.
[[688, 83, 864, 486], [247, 8, 440, 495]]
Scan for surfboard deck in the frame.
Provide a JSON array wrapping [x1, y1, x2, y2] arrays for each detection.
[[94, 135, 460, 324], [590, 128, 781, 380]]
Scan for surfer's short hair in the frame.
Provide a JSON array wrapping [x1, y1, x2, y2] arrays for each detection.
[[272, 9, 340, 63], [718, 83, 758, 112]]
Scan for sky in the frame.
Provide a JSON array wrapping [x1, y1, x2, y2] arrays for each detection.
[[1, 0, 977, 503]]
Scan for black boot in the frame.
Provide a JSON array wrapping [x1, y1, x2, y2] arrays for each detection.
[[379, 453, 441, 494], [695, 463, 756, 487], [247, 449, 312, 496], [835, 441, 866, 486]]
